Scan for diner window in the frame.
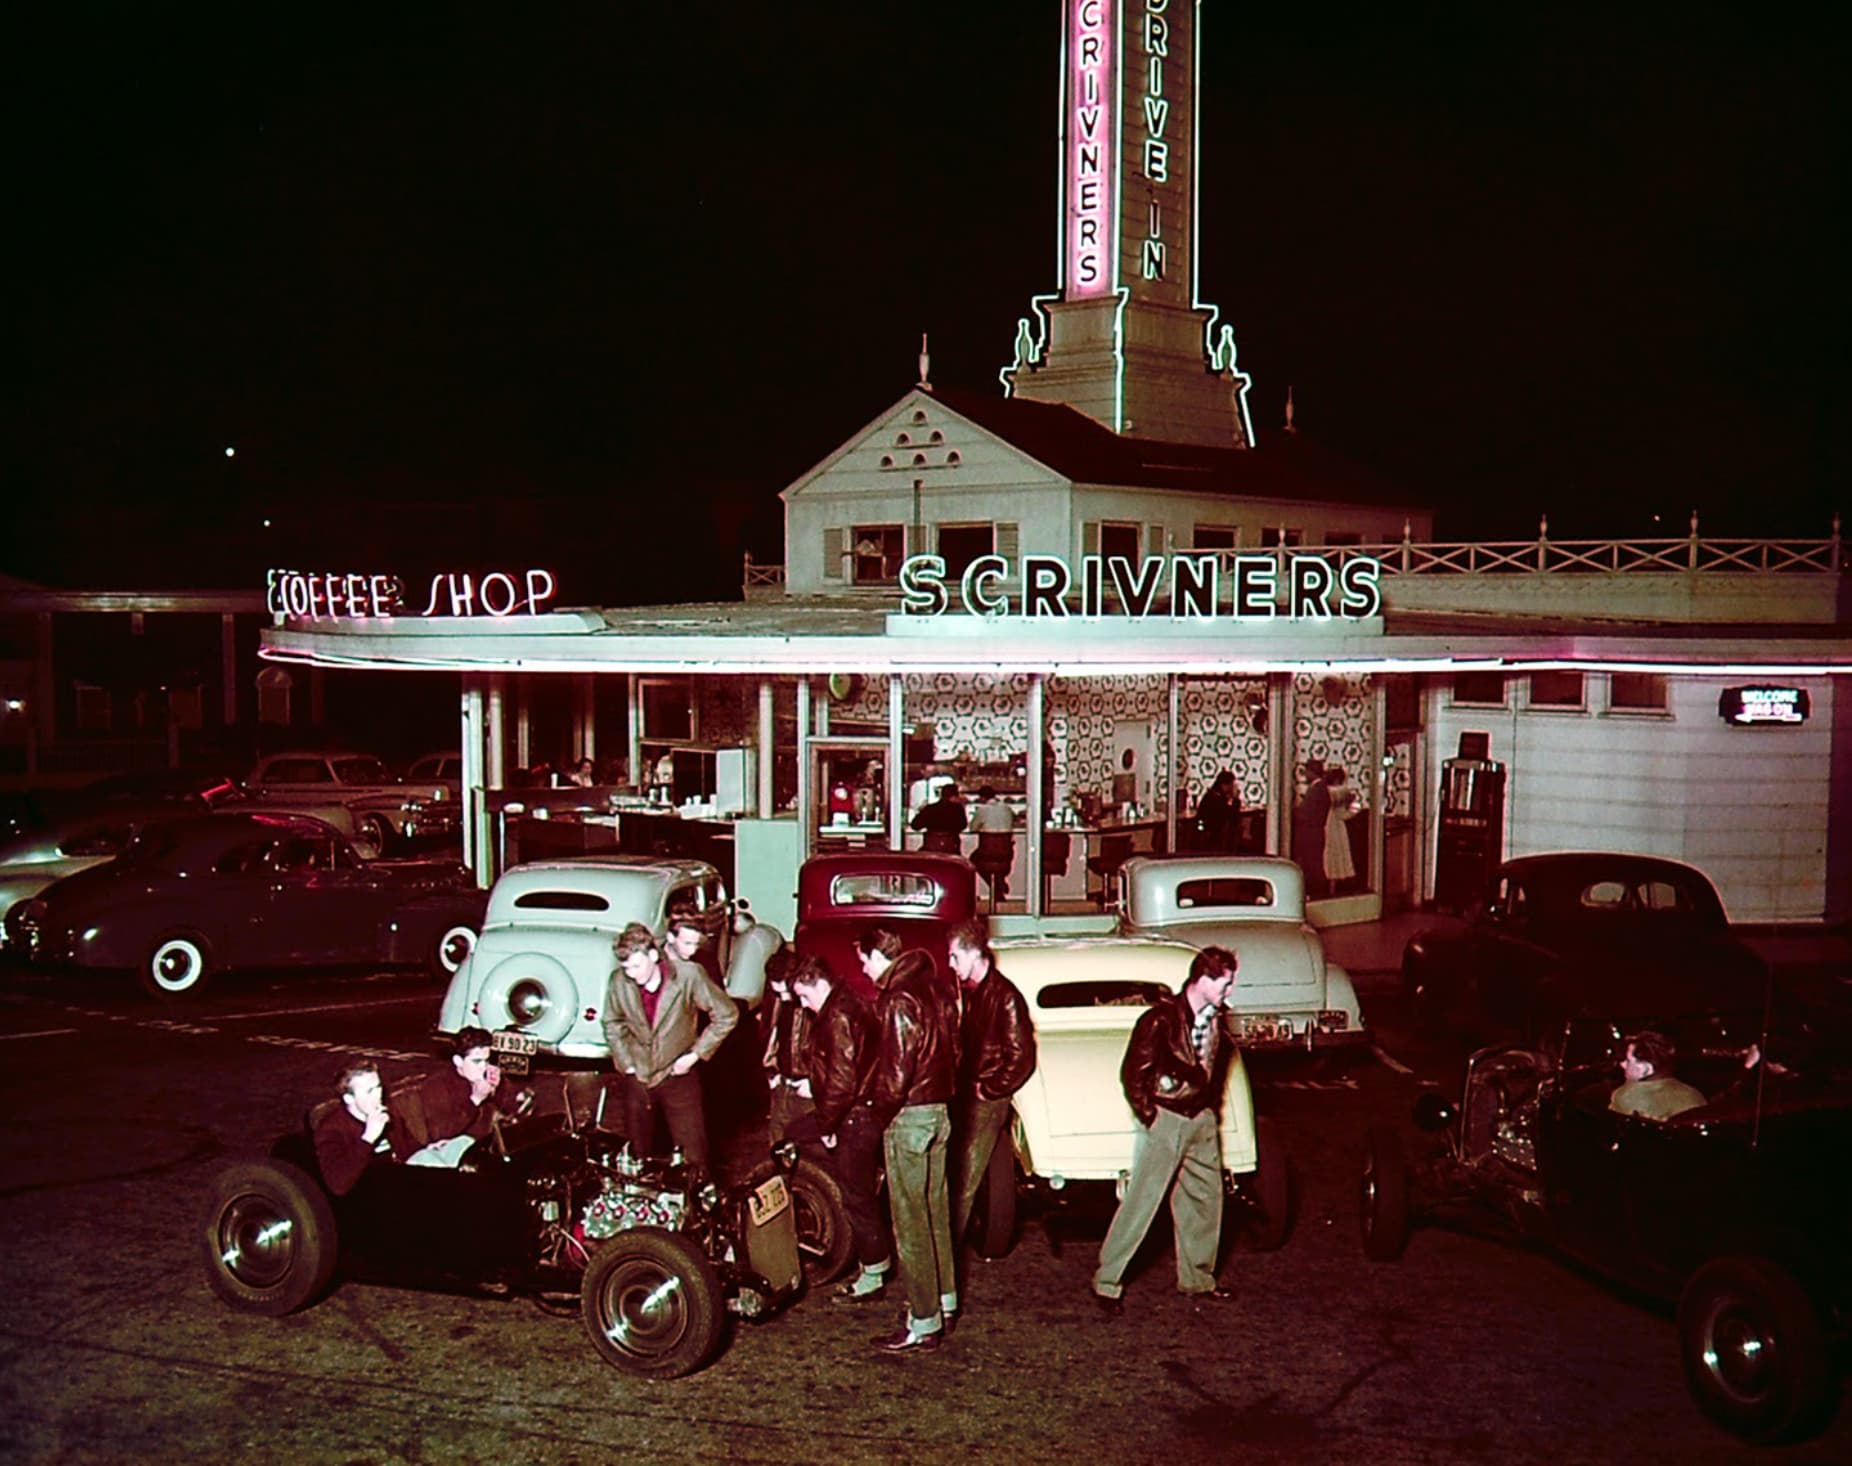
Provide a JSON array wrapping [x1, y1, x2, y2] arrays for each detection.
[[937, 523, 995, 583], [639, 678, 695, 741], [1260, 527, 1304, 548], [1528, 672, 1586, 710], [1609, 672, 1669, 713], [1451, 673, 1508, 707], [1193, 525, 1238, 551]]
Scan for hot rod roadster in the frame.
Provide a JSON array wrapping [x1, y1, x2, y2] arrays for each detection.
[[201, 1084, 809, 1379], [1360, 1020, 1852, 1444]]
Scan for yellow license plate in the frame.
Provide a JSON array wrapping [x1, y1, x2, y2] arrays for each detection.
[[749, 1175, 791, 1227]]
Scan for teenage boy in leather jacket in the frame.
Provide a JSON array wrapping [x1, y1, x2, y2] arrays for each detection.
[[945, 919, 1036, 1244], [1091, 945, 1239, 1314], [860, 925, 960, 1353]]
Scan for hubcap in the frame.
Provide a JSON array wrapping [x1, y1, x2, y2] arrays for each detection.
[[217, 1194, 296, 1288], [594, 1258, 691, 1359], [1701, 1299, 1780, 1406], [152, 941, 201, 992]]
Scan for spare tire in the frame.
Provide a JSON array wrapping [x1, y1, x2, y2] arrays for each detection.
[[200, 1159, 338, 1316], [475, 951, 579, 1043]]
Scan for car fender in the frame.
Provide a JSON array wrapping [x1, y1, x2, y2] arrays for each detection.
[[1324, 960, 1364, 1031]]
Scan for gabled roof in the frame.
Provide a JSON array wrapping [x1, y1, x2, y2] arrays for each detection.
[[929, 387, 1423, 511]]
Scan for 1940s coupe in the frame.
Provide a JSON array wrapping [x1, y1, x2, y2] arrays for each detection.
[[1115, 855, 1366, 1052], [12, 812, 486, 998], [975, 936, 1292, 1258], [201, 1085, 807, 1379], [1360, 1020, 1852, 1444]]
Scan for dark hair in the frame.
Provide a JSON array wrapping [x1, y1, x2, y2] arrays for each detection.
[[449, 1026, 493, 1058], [1628, 1029, 1678, 1075], [763, 946, 796, 991], [1323, 766, 1347, 786], [336, 1059, 380, 1096], [666, 913, 703, 939], [789, 953, 834, 992], [1188, 946, 1239, 986], [855, 926, 904, 961], [613, 922, 658, 961], [1212, 770, 1236, 791], [977, 785, 996, 801], [947, 917, 991, 963]]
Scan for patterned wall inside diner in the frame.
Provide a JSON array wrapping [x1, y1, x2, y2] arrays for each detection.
[[836, 673, 1276, 812], [1289, 671, 1377, 805]]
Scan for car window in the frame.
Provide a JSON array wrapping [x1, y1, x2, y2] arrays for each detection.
[[1175, 877, 1274, 910], [261, 758, 331, 783], [1580, 880, 1629, 911], [701, 876, 725, 908], [332, 758, 392, 784], [1037, 979, 1171, 1008], [513, 890, 611, 911], [1637, 880, 1692, 912], [266, 837, 341, 873], [668, 883, 703, 916], [408, 757, 437, 779], [214, 840, 272, 875], [830, 872, 939, 908]]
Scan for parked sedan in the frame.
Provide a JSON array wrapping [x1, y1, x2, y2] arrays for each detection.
[[0, 805, 183, 949], [248, 750, 459, 857], [1115, 855, 1366, 1051], [1401, 852, 1769, 1051], [12, 813, 486, 998]]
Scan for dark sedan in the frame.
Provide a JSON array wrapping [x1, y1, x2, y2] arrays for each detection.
[[1402, 852, 1769, 1052], [13, 812, 485, 998]]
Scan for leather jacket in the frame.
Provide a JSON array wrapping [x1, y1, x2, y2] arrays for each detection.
[[807, 982, 877, 1135], [865, 949, 959, 1122], [959, 966, 1036, 1102], [761, 992, 813, 1081], [1122, 990, 1224, 1126]]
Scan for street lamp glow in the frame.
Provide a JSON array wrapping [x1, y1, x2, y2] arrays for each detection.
[[224, 446, 236, 458]]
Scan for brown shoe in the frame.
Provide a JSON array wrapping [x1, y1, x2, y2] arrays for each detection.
[[873, 1326, 943, 1354], [1093, 1291, 1124, 1317], [1187, 1286, 1235, 1304]]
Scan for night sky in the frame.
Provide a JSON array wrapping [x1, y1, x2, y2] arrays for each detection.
[[7, 3, 1846, 601]]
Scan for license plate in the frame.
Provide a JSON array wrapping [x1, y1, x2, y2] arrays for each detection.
[[491, 1031, 539, 1055], [748, 1175, 790, 1227]]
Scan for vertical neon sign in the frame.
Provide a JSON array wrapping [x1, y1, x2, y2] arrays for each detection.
[[1066, 0, 1115, 299]]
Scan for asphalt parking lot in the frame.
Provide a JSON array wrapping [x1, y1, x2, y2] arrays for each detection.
[[0, 937, 1847, 1465]]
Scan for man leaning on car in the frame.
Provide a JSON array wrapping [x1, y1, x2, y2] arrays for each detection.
[[946, 918, 1036, 1245], [1092, 945, 1239, 1315], [601, 921, 737, 1172]]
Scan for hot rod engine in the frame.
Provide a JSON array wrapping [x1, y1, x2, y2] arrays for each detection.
[[1461, 1050, 1545, 1177]]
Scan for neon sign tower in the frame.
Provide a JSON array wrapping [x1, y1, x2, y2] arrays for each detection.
[[1003, 0, 1254, 450]]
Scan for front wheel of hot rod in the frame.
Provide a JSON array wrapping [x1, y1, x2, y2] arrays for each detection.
[[200, 1159, 338, 1316], [580, 1228, 724, 1379], [753, 1155, 852, 1287]]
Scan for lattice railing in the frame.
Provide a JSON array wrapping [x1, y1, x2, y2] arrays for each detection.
[[742, 516, 1844, 593]]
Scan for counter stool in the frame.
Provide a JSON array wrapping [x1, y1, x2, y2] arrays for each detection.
[[1086, 833, 1133, 908], [972, 832, 1014, 913], [1040, 831, 1072, 911]]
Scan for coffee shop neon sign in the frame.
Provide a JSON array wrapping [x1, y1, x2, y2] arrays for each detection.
[[899, 553, 1382, 621], [267, 567, 558, 621]]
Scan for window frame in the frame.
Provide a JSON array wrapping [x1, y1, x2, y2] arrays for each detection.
[[1607, 672, 1671, 716], [1450, 673, 1509, 709], [1527, 671, 1587, 712]]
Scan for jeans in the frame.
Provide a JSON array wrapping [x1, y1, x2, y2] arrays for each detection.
[[613, 1071, 710, 1172], [768, 1082, 814, 1145], [1091, 1106, 1223, 1298], [950, 1094, 1013, 1241], [790, 1105, 892, 1271], [884, 1102, 955, 1327]]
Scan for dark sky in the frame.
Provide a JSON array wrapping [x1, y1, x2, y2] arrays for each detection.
[[7, 2, 1846, 596]]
